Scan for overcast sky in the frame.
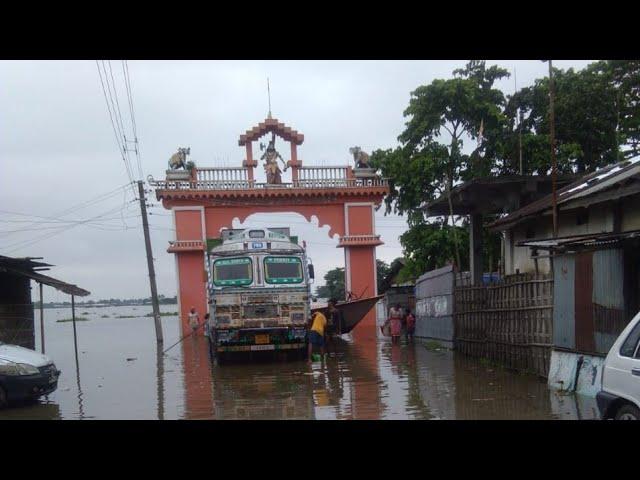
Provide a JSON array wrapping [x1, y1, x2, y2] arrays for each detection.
[[0, 60, 594, 302]]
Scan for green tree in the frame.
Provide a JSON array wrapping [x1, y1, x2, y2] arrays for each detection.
[[371, 61, 509, 276], [502, 60, 640, 175]]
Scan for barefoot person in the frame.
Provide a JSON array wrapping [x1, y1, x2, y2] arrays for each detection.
[[308, 310, 327, 361]]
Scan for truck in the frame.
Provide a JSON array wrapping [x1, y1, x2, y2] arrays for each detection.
[[206, 227, 314, 363]]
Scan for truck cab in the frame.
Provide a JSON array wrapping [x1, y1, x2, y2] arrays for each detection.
[[207, 228, 313, 362]]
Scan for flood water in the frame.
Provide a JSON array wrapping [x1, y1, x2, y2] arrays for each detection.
[[0, 305, 599, 420]]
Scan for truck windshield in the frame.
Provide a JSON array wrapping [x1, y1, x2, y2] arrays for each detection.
[[264, 256, 303, 284], [213, 257, 252, 286]]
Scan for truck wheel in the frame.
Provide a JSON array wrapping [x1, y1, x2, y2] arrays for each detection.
[[0, 385, 7, 409], [615, 404, 640, 420]]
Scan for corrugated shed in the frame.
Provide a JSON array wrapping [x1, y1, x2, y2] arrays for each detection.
[[592, 249, 625, 309], [553, 255, 576, 349], [415, 265, 455, 342], [575, 252, 595, 352], [592, 249, 626, 353]]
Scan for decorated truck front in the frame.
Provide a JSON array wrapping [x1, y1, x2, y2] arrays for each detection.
[[207, 228, 313, 360]]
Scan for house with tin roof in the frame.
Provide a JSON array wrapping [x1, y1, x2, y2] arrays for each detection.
[[490, 158, 640, 396]]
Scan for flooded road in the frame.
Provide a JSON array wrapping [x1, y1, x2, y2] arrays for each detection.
[[0, 306, 598, 419]]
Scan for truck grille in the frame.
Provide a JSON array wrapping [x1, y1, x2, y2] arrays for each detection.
[[243, 304, 278, 318]]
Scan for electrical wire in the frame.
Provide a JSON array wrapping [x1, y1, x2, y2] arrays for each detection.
[[96, 61, 136, 196], [0, 183, 133, 238], [122, 60, 143, 180], [1, 202, 133, 253]]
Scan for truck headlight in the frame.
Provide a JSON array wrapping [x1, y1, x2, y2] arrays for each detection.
[[0, 359, 39, 376]]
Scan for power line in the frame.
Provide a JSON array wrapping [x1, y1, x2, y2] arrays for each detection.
[[96, 61, 136, 196], [107, 60, 140, 182], [122, 60, 143, 180], [2, 202, 133, 253], [0, 184, 132, 238]]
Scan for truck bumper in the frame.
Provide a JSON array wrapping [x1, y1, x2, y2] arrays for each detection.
[[216, 342, 306, 352]]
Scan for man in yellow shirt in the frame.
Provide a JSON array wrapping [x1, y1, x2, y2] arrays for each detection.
[[308, 311, 327, 361]]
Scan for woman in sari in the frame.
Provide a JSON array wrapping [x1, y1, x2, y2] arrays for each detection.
[[388, 303, 403, 344]]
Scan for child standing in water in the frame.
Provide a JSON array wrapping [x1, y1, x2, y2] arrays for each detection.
[[405, 308, 416, 341]]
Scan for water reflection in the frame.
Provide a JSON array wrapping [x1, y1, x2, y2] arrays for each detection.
[[156, 347, 165, 420], [0, 306, 600, 419], [75, 359, 85, 420]]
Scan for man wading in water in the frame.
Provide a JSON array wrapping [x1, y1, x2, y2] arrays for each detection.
[[188, 307, 200, 334], [308, 310, 327, 361]]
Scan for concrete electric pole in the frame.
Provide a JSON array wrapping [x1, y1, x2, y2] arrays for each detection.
[[137, 180, 163, 344], [548, 60, 558, 238]]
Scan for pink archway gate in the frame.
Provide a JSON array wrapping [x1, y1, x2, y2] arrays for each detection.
[[152, 117, 389, 338], [152, 117, 389, 418]]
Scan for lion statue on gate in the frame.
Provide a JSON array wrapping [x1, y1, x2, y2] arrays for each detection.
[[168, 147, 191, 170], [349, 146, 371, 169]]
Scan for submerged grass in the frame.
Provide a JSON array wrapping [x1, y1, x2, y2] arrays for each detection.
[[57, 317, 89, 323], [144, 312, 178, 317]]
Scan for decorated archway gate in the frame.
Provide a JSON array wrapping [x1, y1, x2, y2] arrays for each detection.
[[151, 117, 388, 418], [152, 117, 389, 338]]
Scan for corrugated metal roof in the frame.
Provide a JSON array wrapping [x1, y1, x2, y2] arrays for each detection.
[[0, 255, 90, 297], [517, 229, 640, 251], [490, 157, 640, 230]]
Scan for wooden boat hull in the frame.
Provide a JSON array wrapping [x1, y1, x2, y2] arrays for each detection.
[[311, 295, 383, 335]]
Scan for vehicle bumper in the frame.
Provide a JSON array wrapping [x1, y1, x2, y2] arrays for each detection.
[[596, 390, 619, 419], [216, 342, 306, 352], [1, 372, 60, 403]]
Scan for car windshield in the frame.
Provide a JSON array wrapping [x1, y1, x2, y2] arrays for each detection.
[[213, 257, 252, 286], [264, 256, 303, 284]]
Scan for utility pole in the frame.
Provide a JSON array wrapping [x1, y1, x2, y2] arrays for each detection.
[[549, 60, 558, 238], [137, 180, 163, 344], [515, 67, 523, 175]]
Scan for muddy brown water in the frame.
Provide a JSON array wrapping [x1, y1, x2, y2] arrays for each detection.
[[0, 306, 599, 419]]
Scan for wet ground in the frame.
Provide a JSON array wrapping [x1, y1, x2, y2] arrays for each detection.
[[0, 306, 599, 419]]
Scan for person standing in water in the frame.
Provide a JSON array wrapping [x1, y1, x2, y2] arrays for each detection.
[[388, 303, 403, 344], [188, 307, 200, 334], [405, 308, 416, 342], [308, 310, 327, 361]]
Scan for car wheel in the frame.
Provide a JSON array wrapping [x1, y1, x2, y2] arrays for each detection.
[[615, 404, 640, 420], [0, 385, 7, 409]]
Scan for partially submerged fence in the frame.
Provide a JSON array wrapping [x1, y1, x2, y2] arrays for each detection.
[[454, 272, 554, 378]]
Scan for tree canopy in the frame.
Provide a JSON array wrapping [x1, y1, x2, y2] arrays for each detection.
[[371, 60, 640, 280]]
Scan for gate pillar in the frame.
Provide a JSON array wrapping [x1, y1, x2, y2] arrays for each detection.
[[339, 203, 383, 335]]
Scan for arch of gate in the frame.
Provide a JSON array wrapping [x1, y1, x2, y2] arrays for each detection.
[[152, 117, 389, 337]]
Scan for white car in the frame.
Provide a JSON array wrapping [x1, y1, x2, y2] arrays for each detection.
[[597, 311, 640, 420], [0, 341, 60, 408]]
